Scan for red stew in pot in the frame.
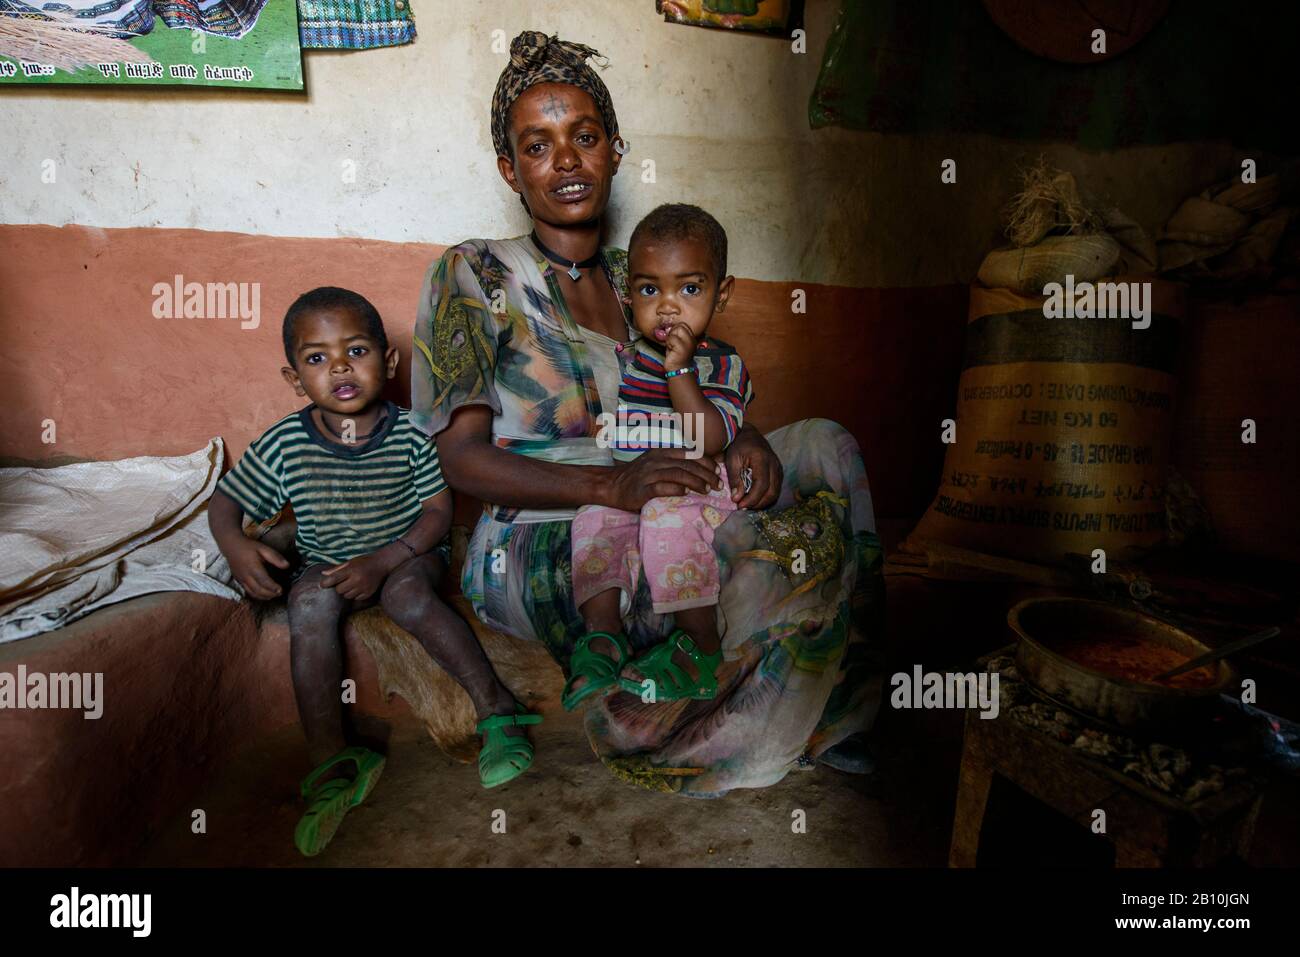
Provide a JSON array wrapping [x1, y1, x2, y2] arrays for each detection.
[[1052, 636, 1219, 689]]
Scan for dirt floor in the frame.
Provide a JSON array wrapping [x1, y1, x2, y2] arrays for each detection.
[[135, 685, 1299, 868], [135, 700, 966, 868]]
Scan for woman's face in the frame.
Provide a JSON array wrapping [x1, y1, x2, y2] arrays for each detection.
[[498, 82, 621, 226]]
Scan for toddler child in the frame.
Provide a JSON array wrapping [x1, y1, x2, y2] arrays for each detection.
[[208, 287, 540, 856], [564, 205, 753, 710]]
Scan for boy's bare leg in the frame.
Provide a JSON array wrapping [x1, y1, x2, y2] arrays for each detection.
[[380, 553, 521, 735], [287, 563, 352, 769]]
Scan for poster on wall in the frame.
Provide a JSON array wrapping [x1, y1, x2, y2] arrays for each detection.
[[0, 0, 303, 90], [656, 0, 803, 36]]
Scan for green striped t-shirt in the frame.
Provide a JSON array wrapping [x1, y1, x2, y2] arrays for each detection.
[[217, 401, 446, 565]]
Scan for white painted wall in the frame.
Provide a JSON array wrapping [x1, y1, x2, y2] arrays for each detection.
[[0, 0, 1253, 286]]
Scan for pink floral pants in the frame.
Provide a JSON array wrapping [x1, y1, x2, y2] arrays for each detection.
[[572, 465, 738, 616]]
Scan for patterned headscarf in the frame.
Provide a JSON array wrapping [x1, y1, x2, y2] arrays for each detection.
[[490, 30, 620, 158]]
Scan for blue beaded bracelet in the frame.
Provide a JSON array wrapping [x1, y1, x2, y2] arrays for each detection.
[[664, 364, 697, 378]]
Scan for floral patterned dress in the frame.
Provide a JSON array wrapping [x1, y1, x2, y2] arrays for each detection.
[[412, 234, 885, 794]]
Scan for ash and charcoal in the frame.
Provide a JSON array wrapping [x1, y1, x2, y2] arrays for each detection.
[[986, 655, 1252, 803]]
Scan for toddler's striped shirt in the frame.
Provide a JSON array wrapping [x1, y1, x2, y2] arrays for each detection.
[[217, 401, 446, 565], [610, 338, 754, 461]]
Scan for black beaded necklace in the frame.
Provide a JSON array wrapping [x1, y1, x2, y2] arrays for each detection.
[[530, 230, 602, 281]]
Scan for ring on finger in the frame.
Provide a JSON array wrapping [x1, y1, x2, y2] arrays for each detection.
[[741, 466, 754, 495]]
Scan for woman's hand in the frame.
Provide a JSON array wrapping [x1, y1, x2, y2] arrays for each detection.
[[724, 424, 783, 509], [601, 448, 724, 512]]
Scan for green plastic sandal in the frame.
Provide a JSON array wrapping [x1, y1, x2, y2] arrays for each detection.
[[294, 746, 386, 857], [561, 630, 633, 711], [476, 707, 543, 789], [618, 629, 723, 702]]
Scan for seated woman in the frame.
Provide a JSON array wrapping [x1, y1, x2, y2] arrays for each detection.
[[413, 30, 885, 796]]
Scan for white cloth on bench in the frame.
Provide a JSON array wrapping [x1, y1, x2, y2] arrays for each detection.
[[0, 438, 239, 643]]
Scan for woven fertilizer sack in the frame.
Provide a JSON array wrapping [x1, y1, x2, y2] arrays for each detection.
[[904, 278, 1185, 565]]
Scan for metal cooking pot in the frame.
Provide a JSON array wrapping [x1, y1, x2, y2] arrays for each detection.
[[1009, 597, 1236, 730]]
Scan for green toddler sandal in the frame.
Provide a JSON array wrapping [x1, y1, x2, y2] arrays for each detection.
[[476, 707, 543, 789], [293, 746, 386, 857], [618, 629, 723, 703], [561, 630, 633, 711]]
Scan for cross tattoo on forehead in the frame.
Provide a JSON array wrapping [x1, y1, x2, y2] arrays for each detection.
[[541, 92, 569, 122]]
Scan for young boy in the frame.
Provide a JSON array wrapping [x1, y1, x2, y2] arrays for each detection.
[[209, 287, 540, 857], [564, 205, 754, 709]]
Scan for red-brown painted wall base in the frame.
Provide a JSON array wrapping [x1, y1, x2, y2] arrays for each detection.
[[0, 593, 405, 866]]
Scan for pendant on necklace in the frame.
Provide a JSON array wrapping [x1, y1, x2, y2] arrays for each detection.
[[567, 263, 582, 281]]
